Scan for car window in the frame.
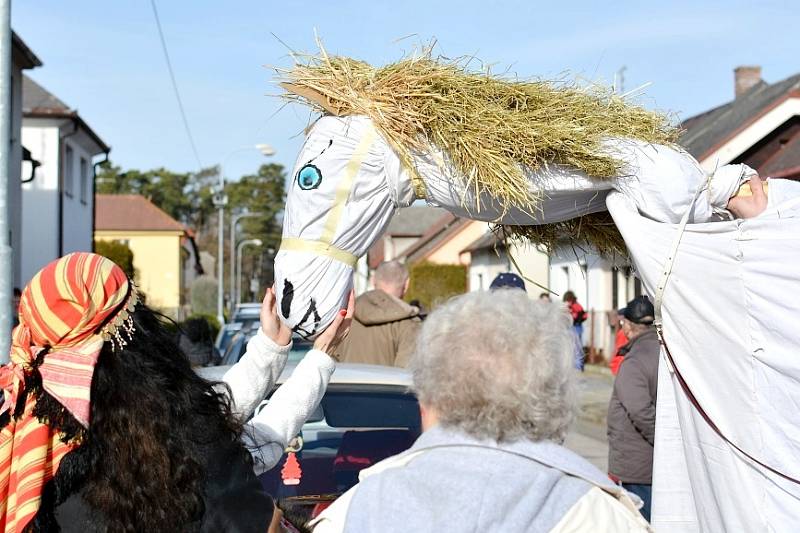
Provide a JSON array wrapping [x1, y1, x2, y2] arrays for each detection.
[[215, 322, 243, 351], [288, 338, 314, 362], [221, 332, 247, 366], [258, 386, 420, 507]]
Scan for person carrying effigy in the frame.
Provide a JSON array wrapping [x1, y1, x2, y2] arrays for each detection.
[[267, 46, 800, 532]]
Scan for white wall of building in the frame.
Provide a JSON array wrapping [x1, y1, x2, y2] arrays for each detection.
[[466, 239, 549, 295], [21, 120, 98, 285], [21, 122, 60, 285], [61, 131, 95, 255], [550, 247, 621, 359]]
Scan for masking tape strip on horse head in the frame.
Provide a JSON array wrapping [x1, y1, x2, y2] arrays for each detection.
[[279, 238, 359, 268]]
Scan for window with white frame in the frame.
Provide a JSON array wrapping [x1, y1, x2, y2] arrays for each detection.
[[80, 157, 88, 204], [64, 145, 74, 197]]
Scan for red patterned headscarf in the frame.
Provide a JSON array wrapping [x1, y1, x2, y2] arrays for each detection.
[[0, 253, 137, 532]]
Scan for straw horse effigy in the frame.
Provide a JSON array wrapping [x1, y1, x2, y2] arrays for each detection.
[[272, 51, 800, 531]]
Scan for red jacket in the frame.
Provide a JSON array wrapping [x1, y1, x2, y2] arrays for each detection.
[[609, 329, 629, 375], [567, 301, 586, 325]]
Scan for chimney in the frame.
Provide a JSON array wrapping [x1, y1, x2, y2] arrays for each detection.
[[734, 66, 762, 98]]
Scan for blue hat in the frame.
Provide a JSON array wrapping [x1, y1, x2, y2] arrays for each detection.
[[621, 295, 655, 325], [489, 272, 526, 291]]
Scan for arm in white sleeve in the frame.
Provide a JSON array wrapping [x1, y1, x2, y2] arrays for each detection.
[[244, 349, 335, 475], [221, 328, 292, 420]]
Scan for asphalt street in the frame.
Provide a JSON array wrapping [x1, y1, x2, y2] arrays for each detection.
[[564, 367, 613, 472]]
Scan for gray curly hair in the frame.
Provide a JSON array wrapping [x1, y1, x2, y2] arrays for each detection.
[[409, 289, 576, 443]]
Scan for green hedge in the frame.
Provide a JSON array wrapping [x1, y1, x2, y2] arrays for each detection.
[[94, 240, 135, 279], [405, 262, 467, 310]]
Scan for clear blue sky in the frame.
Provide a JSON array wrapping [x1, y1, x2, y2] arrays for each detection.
[[13, 0, 800, 181]]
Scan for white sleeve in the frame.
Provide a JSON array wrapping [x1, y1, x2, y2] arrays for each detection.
[[309, 485, 357, 533], [550, 487, 653, 532], [244, 349, 335, 474], [610, 141, 754, 224], [221, 328, 292, 420]]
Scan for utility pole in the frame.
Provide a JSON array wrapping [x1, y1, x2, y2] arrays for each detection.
[[0, 0, 12, 359], [213, 181, 227, 327]]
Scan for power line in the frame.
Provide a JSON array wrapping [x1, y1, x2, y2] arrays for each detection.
[[149, 0, 203, 169]]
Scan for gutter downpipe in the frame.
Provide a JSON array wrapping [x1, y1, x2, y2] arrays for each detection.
[[0, 0, 11, 358], [91, 150, 110, 253]]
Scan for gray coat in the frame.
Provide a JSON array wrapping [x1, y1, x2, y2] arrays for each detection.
[[607, 328, 660, 484], [342, 426, 633, 532]]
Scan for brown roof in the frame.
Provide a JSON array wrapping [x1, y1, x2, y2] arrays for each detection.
[[399, 212, 471, 263], [679, 72, 800, 161], [461, 231, 504, 254], [23, 75, 110, 153], [95, 194, 186, 232], [12, 32, 42, 70]]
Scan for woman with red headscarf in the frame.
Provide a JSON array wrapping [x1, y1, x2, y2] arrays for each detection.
[[0, 253, 274, 532]]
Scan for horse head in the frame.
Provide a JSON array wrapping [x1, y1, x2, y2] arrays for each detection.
[[274, 115, 414, 337]]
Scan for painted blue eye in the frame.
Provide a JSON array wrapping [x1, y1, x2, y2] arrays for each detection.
[[297, 164, 322, 190]]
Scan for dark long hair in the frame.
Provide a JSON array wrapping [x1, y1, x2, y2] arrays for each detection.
[[25, 305, 247, 532]]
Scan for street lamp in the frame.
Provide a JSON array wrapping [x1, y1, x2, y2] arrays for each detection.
[[235, 238, 262, 308], [229, 212, 263, 316], [215, 144, 275, 325]]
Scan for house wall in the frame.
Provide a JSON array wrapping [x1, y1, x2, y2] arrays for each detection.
[[20, 122, 60, 284], [466, 250, 507, 292], [424, 221, 489, 265], [21, 120, 100, 285], [467, 243, 549, 295], [61, 130, 96, 255], [95, 230, 184, 319], [549, 247, 621, 359]]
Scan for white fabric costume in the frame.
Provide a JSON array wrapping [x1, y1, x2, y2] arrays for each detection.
[[275, 115, 800, 530]]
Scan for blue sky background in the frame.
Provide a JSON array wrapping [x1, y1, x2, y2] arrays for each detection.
[[13, 1, 800, 181]]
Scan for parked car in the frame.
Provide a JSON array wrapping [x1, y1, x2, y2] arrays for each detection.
[[197, 363, 420, 522], [232, 302, 261, 323], [218, 324, 313, 365], [215, 303, 263, 353], [215, 321, 244, 353]]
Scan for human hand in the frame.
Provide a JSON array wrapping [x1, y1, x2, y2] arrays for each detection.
[[260, 287, 292, 346], [727, 175, 768, 219], [313, 290, 355, 357]]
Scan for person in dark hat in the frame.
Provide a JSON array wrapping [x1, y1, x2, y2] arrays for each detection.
[[606, 295, 658, 521], [489, 272, 526, 291]]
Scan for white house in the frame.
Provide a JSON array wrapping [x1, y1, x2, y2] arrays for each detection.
[[20, 75, 110, 285], [7, 33, 42, 291], [548, 246, 640, 358], [459, 231, 550, 295]]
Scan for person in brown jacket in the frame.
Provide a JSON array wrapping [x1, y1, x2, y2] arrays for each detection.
[[607, 295, 659, 523], [335, 260, 421, 367]]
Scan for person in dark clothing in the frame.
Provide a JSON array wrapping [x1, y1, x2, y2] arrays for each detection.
[[489, 272, 526, 291], [2, 253, 273, 532], [179, 316, 218, 367], [336, 261, 420, 367], [11, 287, 21, 328], [607, 295, 659, 522]]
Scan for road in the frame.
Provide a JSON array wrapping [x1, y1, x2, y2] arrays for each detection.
[[563, 366, 613, 472]]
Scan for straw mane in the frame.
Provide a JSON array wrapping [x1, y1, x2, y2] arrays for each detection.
[[278, 50, 678, 255]]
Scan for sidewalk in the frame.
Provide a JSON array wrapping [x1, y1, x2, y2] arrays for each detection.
[[564, 366, 614, 471]]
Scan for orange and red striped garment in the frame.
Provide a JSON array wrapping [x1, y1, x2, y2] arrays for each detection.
[[0, 253, 131, 532]]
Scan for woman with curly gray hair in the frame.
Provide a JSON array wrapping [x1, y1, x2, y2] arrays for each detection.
[[312, 290, 652, 532]]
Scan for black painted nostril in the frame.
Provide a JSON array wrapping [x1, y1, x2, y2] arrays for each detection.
[[281, 279, 294, 319]]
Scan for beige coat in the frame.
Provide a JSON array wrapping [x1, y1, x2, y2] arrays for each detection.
[[335, 290, 421, 367]]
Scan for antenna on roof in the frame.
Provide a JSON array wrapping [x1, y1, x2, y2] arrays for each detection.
[[615, 66, 627, 94]]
